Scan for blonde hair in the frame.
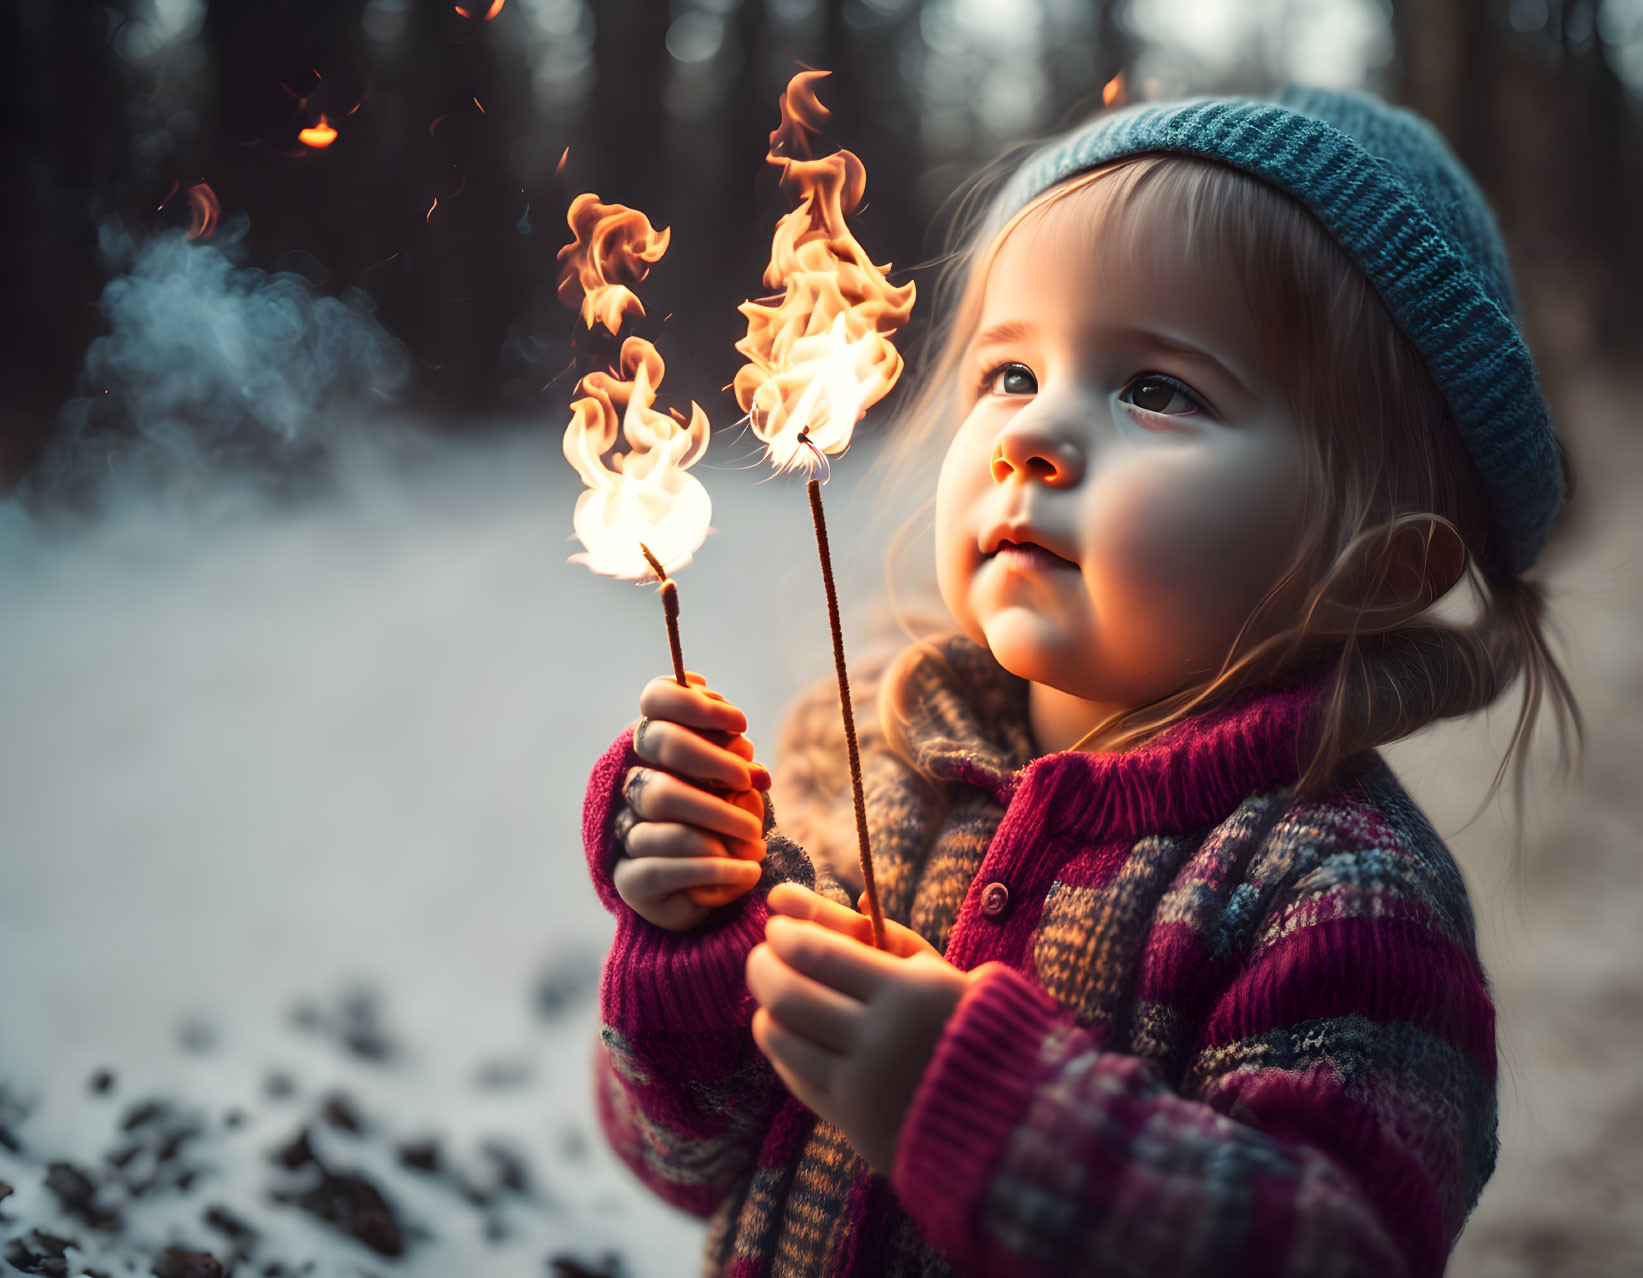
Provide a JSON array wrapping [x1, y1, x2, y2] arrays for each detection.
[[864, 147, 1584, 822]]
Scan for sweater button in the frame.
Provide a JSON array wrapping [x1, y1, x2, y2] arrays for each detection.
[[980, 881, 1011, 919]]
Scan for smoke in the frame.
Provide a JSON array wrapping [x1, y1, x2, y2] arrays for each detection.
[[20, 216, 411, 511]]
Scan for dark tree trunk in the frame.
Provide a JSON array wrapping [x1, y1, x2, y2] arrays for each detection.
[[0, 0, 133, 487], [1389, 0, 1643, 359]]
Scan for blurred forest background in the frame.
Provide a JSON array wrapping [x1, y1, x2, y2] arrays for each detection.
[[2, 0, 1642, 487], [2, 2, 1642, 1276]]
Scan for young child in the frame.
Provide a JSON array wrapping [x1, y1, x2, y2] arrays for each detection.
[[580, 86, 1582, 1276]]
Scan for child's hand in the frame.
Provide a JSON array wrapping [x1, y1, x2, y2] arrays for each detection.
[[745, 883, 973, 1174], [612, 673, 772, 931]]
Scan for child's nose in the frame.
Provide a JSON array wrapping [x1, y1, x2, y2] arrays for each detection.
[[990, 422, 1085, 489]]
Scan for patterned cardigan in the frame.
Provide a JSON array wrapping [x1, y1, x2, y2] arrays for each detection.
[[581, 636, 1498, 1277]]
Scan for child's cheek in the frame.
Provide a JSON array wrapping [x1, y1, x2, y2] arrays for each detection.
[[1092, 450, 1298, 652], [1097, 456, 1230, 582], [932, 424, 991, 640]]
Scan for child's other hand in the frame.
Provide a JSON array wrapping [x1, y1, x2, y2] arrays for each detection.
[[745, 883, 973, 1174], [611, 673, 772, 932]]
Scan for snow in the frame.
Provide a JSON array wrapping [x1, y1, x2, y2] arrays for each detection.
[[0, 429, 881, 1276]]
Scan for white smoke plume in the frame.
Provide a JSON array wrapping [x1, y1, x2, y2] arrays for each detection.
[[21, 216, 410, 510]]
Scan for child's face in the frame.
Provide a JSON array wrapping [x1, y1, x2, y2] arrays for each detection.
[[934, 207, 1308, 724]]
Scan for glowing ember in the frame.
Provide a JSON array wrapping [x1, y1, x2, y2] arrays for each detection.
[[1103, 72, 1126, 106], [555, 193, 670, 336], [186, 183, 220, 240], [564, 338, 711, 581], [298, 116, 338, 149], [734, 69, 915, 476]]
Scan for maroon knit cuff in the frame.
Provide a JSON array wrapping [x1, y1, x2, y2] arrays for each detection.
[[583, 725, 642, 914], [586, 727, 770, 1036], [604, 899, 766, 1037], [891, 962, 1063, 1260]]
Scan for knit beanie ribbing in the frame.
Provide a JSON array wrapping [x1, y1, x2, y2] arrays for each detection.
[[996, 86, 1564, 582]]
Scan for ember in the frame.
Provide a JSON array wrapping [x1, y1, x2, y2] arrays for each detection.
[[297, 116, 338, 149], [184, 183, 219, 241]]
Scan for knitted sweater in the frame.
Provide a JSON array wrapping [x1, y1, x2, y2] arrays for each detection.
[[581, 636, 1498, 1277]]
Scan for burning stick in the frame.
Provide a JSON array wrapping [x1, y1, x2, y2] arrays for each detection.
[[559, 194, 743, 907], [638, 542, 687, 688], [735, 70, 916, 951]]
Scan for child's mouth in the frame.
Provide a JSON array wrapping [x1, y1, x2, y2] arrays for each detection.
[[989, 539, 1080, 572]]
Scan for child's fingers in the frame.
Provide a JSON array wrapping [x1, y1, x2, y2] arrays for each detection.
[[635, 675, 765, 783], [623, 767, 764, 845], [854, 892, 939, 960], [624, 820, 730, 861], [685, 879, 757, 908], [767, 885, 933, 959], [723, 787, 768, 854], [683, 671, 730, 703], [633, 718, 771, 791], [719, 733, 758, 763], [746, 941, 861, 1052], [767, 883, 877, 946], [751, 1007, 838, 1108], [762, 915, 897, 1003], [691, 727, 759, 769], [613, 853, 762, 905], [639, 676, 748, 735]]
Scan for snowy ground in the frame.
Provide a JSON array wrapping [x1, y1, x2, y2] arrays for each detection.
[[0, 368, 1637, 1275], [0, 428, 867, 1277]]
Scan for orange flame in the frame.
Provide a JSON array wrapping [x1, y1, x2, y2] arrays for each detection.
[[555, 193, 671, 336], [1102, 72, 1126, 106], [559, 194, 711, 581], [734, 69, 915, 475], [564, 337, 712, 580], [185, 183, 219, 240], [454, 0, 506, 18], [298, 116, 338, 149]]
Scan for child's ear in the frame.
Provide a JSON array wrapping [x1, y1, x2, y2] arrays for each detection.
[[1360, 518, 1468, 628], [1313, 517, 1468, 636]]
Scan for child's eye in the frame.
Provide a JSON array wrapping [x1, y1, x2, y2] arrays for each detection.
[[1118, 373, 1211, 421], [981, 362, 1038, 397]]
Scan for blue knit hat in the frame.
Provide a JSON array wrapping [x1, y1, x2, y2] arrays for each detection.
[[996, 86, 1564, 582]]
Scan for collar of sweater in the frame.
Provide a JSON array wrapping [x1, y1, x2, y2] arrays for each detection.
[[892, 635, 1336, 842]]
